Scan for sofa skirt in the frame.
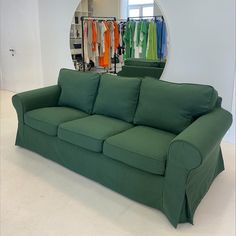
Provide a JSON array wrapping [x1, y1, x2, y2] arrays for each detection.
[[15, 123, 224, 227]]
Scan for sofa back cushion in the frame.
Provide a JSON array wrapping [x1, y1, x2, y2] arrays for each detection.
[[134, 78, 218, 134], [125, 58, 165, 68], [93, 74, 141, 122], [58, 69, 100, 114]]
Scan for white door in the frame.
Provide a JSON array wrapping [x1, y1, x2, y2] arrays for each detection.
[[0, 0, 43, 92]]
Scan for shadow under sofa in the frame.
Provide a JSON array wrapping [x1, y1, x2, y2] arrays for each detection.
[[12, 68, 232, 227]]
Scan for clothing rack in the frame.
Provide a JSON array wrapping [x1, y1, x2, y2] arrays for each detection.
[[127, 15, 164, 21], [127, 15, 165, 61], [80, 16, 117, 73]]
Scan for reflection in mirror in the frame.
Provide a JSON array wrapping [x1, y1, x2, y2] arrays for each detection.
[[70, 0, 168, 79]]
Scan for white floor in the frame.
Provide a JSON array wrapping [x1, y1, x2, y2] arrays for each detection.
[[0, 90, 235, 236]]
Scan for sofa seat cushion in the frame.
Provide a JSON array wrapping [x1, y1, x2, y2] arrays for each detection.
[[24, 107, 88, 136], [103, 126, 176, 175], [58, 115, 133, 152]]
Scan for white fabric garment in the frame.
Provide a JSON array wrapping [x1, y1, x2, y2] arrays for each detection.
[[96, 21, 102, 56], [133, 22, 140, 58], [83, 21, 90, 64], [139, 28, 143, 55], [110, 22, 115, 56], [119, 23, 123, 47], [100, 21, 107, 54], [87, 20, 93, 60]]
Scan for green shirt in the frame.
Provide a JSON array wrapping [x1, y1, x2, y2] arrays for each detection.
[[139, 21, 149, 58], [136, 21, 141, 47], [123, 21, 136, 59], [129, 21, 136, 58], [146, 22, 158, 60]]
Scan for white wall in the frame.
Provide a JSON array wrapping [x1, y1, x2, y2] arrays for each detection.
[[0, 0, 43, 92], [157, 0, 235, 112], [154, 2, 162, 16], [93, 0, 120, 18], [38, 0, 79, 86], [120, 0, 128, 19], [225, 80, 236, 144]]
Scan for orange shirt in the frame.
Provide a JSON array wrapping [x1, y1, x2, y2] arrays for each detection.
[[92, 20, 97, 52]]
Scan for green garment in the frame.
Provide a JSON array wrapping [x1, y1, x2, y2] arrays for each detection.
[[146, 22, 158, 60], [123, 21, 136, 59], [136, 22, 141, 47], [129, 21, 136, 58], [139, 21, 149, 58], [123, 22, 131, 59]]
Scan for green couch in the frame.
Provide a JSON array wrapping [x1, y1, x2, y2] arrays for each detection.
[[117, 58, 166, 78], [12, 68, 232, 227]]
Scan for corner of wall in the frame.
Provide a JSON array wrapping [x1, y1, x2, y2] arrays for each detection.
[[223, 78, 236, 144], [36, 0, 44, 88]]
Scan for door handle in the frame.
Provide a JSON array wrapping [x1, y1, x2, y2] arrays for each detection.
[[9, 48, 15, 56]]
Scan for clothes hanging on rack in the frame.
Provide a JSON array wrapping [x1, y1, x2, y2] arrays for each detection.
[[117, 21, 126, 64], [81, 17, 120, 71], [123, 22, 131, 60], [156, 18, 167, 60], [130, 21, 136, 58], [98, 21, 110, 68], [99, 21, 106, 54], [146, 21, 157, 60], [114, 22, 119, 53], [87, 20, 93, 60], [139, 21, 149, 58], [134, 22, 141, 58], [110, 21, 116, 66], [83, 21, 90, 64], [123, 16, 167, 61], [118, 22, 126, 50], [80, 16, 167, 73], [92, 21, 97, 53]]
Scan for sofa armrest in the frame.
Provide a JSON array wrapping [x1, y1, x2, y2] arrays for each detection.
[[168, 107, 232, 170], [12, 85, 61, 123], [163, 107, 232, 227]]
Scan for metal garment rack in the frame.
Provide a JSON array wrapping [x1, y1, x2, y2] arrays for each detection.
[[127, 15, 165, 61], [80, 16, 117, 73], [127, 15, 164, 21]]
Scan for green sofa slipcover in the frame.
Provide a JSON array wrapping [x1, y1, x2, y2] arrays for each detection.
[[117, 58, 166, 79], [12, 68, 232, 227], [124, 58, 166, 68]]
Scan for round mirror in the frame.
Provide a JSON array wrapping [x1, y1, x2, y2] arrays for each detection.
[[70, 0, 168, 79]]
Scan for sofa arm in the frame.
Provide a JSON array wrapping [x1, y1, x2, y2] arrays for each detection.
[[12, 85, 61, 123], [163, 107, 232, 227], [168, 107, 232, 170]]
